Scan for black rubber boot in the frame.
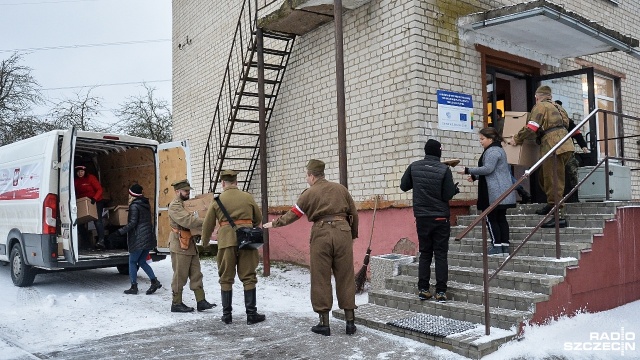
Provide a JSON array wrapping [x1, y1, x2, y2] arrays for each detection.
[[311, 312, 330, 336], [124, 283, 138, 295], [345, 309, 357, 335], [244, 289, 266, 325], [221, 290, 232, 324], [146, 278, 162, 295]]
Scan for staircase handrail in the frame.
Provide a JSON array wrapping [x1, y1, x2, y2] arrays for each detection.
[[455, 107, 599, 335], [202, 0, 256, 193]]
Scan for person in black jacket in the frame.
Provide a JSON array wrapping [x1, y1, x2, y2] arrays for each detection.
[[111, 184, 162, 295], [400, 139, 459, 302]]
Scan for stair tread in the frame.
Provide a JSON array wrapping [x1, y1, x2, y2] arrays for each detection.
[[390, 275, 550, 301], [370, 289, 534, 318], [447, 250, 578, 266], [408, 264, 565, 285]]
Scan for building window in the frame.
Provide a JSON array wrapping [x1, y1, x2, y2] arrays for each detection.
[[583, 74, 618, 158]]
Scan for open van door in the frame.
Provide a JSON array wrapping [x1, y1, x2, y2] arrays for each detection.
[[156, 140, 191, 253], [59, 128, 79, 264]]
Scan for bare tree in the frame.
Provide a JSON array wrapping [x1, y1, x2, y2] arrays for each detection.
[[0, 53, 47, 145], [50, 88, 106, 132], [113, 83, 172, 143]]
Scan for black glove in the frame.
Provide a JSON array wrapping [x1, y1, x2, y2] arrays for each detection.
[[90, 197, 96, 204], [454, 182, 461, 195]]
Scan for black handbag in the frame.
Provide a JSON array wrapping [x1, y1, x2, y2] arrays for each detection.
[[214, 196, 264, 250]]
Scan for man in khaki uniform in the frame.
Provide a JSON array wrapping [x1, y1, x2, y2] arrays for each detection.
[[264, 159, 359, 336], [201, 170, 265, 325], [168, 179, 216, 313], [508, 85, 574, 228]]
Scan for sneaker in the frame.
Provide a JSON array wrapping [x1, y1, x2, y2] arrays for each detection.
[[502, 245, 510, 256], [435, 292, 447, 302], [487, 245, 504, 255], [418, 289, 432, 300]]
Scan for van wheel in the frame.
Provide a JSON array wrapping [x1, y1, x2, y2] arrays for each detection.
[[116, 264, 129, 275], [10, 245, 36, 287], [116, 264, 139, 275]]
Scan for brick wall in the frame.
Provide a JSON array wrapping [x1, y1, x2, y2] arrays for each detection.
[[172, 0, 640, 204]]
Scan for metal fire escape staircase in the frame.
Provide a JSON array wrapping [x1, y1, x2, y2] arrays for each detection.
[[203, 0, 295, 194]]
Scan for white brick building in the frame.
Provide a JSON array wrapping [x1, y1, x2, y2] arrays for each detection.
[[172, 0, 640, 259]]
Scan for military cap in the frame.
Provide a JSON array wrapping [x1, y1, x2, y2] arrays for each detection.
[[171, 179, 193, 190], [306, 159, 325, 173], [220, 169, 238, 182], [535, 85, 552, 95]]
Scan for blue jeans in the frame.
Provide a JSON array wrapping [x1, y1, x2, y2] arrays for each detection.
[[129, 249, 156, 285]]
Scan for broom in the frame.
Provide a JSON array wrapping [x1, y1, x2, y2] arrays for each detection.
[[355, 195, 379, 294]]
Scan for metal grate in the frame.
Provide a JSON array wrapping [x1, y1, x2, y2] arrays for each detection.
[[387, 314, 477, 337]]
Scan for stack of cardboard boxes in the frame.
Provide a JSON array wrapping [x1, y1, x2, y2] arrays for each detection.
[[502, 111, 539, 167], [183, 193, 215, 236]]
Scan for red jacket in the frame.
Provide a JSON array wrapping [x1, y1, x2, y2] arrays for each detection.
[[74, 173, 103, 201]]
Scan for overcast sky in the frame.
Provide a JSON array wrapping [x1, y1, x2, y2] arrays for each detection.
[[0, 0, 172, 126]]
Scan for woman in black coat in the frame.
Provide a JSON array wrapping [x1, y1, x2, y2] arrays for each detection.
[[113, 184, 162, 295]]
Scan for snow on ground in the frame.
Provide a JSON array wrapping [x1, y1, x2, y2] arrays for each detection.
[[0, 258, 638, 359]]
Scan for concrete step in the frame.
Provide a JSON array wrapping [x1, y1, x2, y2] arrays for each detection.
[[457, 213, 611, 228], [401, 264, 564, 295], [469, 202, 628, 216], [387, 275, 549, 312], [451, 237, 592, 258], [446, 250, 578, 276], [367, 288, 532, 330], [451, 225, 601, 242], [333, 304, 516, 359]]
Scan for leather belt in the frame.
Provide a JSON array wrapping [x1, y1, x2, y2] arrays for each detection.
[[219, 219, 253, 227], [315, 215, 347, 223], [541, 126, 565, 137]]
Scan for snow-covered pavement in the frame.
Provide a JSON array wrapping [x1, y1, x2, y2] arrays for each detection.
[[0, 257, 638, 359]]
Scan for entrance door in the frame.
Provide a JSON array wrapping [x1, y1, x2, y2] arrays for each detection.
[[532, 68, 597, 163]]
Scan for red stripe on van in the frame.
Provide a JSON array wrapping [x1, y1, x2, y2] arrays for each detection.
[[0, 188, 40, 200]]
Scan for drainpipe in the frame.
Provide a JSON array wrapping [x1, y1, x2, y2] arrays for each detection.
[[334, 0, 348, 188]]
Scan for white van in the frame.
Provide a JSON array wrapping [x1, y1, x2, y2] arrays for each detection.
[[0, 128, 191, 287]]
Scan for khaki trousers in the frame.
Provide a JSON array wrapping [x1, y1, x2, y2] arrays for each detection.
[[310, 220, 356, 313], [170, 252, 204, 294], [539, 151, 573, 206], [217, 246, 259, 291]]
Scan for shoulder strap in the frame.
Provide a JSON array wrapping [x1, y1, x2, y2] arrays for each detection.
[[214, 196, 238, 230]]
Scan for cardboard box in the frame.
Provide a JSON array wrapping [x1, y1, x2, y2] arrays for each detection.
[[502, 111, 529, 137], [76, 197, 98, 224], [109, 205, 129, 226], [184, 192, 214, 219], [504, 139, 539, 167], [501, 111, 539, 167], [183, 193, 214, 236]]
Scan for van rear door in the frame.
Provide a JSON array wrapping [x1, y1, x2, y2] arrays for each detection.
[[156, 140, 191, 253], [59, 128, 79, 264]]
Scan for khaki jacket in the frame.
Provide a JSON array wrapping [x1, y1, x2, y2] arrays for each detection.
[[168, 196, 204, 255], [514, 100, 574, 156], [201, 186, 262, 249], [272, 178, 359, 239]]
